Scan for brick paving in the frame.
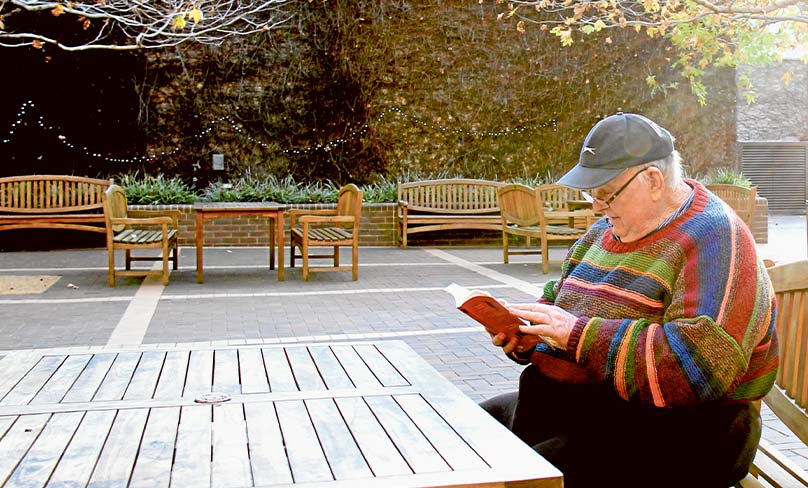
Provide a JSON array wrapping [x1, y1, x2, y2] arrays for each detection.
[[0, 214, 806, 472]]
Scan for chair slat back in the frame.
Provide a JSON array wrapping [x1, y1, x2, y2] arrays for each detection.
[[336, 184, 363, 230], [766, 259, 808, 444], [497, 184, 541, 227], [706, 184, 757, 229], [539, 184, 583, 211], [103, 185, 129, 232]]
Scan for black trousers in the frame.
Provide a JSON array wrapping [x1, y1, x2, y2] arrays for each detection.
[[480, 364, 761, 488]]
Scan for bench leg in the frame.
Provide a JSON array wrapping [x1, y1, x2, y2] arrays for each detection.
[[162, 239, 170, 286], [352, 241, 359, 281], [333, 246, 340, 267], [502, 231, 509, 264], [107, 246, 116, 288], [302, 226, 310, 281]]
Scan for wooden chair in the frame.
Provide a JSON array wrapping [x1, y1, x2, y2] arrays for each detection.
[[707, 184, 757, 230], [497, 184, 589, 274], [737, 259, 808, 487], [102, 185, 180, 287], [538, 183, 598, 230], [289, 184, 363, 281]]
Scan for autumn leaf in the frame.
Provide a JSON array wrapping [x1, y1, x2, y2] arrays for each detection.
[[173, 14, 187, 30], [188, 8, 203, 24], [32, 39, 43, 49], [83, 18, 91, 30], [781, 71, 794, 86], [51, 4, 65, 16], [517, 20, 525, 33]]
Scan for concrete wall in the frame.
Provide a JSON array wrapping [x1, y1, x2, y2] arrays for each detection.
[[736, 58, 808, 143]]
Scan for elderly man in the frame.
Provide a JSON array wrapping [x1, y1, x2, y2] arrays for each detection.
[[481, 113, 779, 488]]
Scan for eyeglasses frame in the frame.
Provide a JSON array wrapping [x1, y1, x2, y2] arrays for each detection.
[[581, 166, 652, 209]]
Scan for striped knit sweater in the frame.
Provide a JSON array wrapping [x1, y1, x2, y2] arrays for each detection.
[[540, 179, 778, 407]]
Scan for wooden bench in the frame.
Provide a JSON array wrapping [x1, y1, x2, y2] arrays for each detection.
[[735, 259, 808, 488], [396, 179, 503, 247], [0, 175, 113, 236]]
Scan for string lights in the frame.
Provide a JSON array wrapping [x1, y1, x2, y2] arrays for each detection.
[[2, 100, 557, 165]]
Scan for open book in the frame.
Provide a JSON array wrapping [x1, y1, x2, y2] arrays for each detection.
[[445, 283, 561, 349], [444, 283, 527, 340]]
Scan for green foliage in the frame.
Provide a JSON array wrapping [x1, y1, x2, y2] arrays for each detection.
[[135, 1, 737, 187], [119, 171, 563, 205], [360, 175, 397, 203], [696, 167, 754, 188], [116, 173, 196, 205]]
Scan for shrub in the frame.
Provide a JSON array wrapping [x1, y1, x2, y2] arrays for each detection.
[[698, 168, 754, 188], [117, 171, 561, 205], [116, 173, 196, 205]]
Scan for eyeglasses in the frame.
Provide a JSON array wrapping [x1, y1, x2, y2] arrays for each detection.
[[581, 167, 650, 209]]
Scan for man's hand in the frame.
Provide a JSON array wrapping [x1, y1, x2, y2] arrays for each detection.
[[489, 331, 539, 355], [507, 303, 578, 351]]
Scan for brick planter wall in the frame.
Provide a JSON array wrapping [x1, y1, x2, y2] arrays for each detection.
[[133, 199, 769, 248], [753, 197, 768, 244], [131, 203, 398, 247]]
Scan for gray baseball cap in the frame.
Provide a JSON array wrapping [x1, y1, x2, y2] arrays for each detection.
[[557, 112, 675, 189]]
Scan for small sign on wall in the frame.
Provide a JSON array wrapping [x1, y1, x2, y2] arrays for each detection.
[[212, 153, 225, 171]]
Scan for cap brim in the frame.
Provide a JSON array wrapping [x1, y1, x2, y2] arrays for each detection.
[[556, 164, 624, 189]]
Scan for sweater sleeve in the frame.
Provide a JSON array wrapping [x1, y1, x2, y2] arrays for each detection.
[[566, 211, 778, 407]]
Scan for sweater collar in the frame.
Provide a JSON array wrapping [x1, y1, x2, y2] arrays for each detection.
[[601, 178, 707, 251]]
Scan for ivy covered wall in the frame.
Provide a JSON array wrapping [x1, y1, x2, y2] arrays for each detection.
[[0, 0, 738, 186]]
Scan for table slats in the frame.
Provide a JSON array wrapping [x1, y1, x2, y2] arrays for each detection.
[[129, 406, 180, 488], [173, 405, 212, 486], [243, 403, 293, 485], [0, 341, 563, 488]]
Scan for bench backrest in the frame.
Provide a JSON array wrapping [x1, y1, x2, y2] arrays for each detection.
[[397, 179, 502, 214], [765, 259, 808, 446], [0, 175, 112, 214]]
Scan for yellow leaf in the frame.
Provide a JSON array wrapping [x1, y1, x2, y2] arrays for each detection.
[[516, 20, 525, 33], [781, 71, 794, 86], [32, 39, 43, 49], [188, 7, 203, 24], [51, 4, 65, 16], [173, 14, 187, 30]]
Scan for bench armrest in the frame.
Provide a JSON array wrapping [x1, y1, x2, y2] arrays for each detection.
[[289, 208, 337, 226], [111, 216, 174, 226], [299, 215, 355, 224], [127, 209, 181, 226]]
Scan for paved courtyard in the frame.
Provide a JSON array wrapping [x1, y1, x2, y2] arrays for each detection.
[[0, 214, 806, 473]]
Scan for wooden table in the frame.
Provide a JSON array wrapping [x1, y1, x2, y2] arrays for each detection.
[[0, 340, 563, 488], [193, 202, 286, 283]]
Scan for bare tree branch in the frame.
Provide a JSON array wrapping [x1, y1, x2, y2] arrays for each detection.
[[0, 0, 297, 50]]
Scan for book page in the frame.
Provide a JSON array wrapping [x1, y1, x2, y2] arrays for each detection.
[[444, 283, 525, 338]]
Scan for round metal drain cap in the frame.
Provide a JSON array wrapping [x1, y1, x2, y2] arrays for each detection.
[[194, 392, 232, 404]]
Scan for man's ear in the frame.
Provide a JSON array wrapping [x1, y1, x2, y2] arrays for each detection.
[[647, 167, 666, 196]]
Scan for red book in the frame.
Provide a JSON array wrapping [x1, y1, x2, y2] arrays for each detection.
[[445, 283, 526, 340], [445, 283, 561, 348]]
